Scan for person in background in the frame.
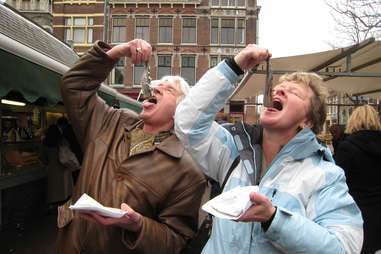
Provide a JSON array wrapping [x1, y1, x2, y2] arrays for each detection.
[[2, 119, 18, 142], [329, 124, 345, 155], [175, 43, 363, 254], [334, 104, 381, 254], [39, 124, 73, 213], [57, 116, 83, 184], [55, 39, 206, 254]]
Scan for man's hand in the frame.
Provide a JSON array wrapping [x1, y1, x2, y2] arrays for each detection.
[[236, 192, 276, 222], [79, 203, 143, 233], [234, 44, 271, 71], [106, 39, 152, 65]]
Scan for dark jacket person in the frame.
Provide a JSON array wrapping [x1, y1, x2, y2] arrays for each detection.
[[335, 105, 381, 254]]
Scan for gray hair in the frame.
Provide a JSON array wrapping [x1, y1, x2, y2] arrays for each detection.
[[159, 75, 190, 105]]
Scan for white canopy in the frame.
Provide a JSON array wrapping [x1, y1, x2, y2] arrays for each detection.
[[231, 38, 381, 101]]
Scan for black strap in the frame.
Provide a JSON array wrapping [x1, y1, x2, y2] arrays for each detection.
[[220, 156, 240, 193]]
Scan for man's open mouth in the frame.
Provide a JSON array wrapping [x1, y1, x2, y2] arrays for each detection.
[[147, 96, 157, 104]]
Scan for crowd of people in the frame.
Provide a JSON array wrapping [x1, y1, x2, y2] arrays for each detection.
[[44, 38, 381, 254]]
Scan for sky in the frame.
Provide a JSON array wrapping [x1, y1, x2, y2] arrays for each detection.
[[256, 0, 337, 58]]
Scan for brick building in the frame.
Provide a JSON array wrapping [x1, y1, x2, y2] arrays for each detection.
[[52, 0, 260, 113]]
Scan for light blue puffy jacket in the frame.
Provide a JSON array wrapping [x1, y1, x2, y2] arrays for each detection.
[[175, 60, 363, 254]]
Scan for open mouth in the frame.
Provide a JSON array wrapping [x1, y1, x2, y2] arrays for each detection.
[[273, 99, 283, 111], [147, 96, 157, 104]]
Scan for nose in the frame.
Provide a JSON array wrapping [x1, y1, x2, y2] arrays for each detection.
[[273, 87, 285, 96], [153, 86, 162, 95]]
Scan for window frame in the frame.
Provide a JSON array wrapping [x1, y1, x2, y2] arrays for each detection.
[[64, 16, 95, 45], [158, 17, 173, 44]]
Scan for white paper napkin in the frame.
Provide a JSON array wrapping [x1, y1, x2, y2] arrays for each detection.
[[202, 185, 259, 220], [69, 193, 127, 218]]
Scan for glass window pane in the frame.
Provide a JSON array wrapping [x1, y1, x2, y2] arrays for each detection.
[[159, 27, 172, 43], [158, 56, 171, 78], [114, 68, 124, 85], [134, 64, 144, 85], [237, 28, 245, 44], [136, 18, 149, 41], [221, 19, 234, 28], [87, 28, 93, 44], [237, 0, 245, 6], [65, 17, 71, 26], [221, 0, 228, 6], [211, 28, 218, 44], [73, 28, 85, 43], [157, 67, 171, 79], [64, 28, 71, 42], [212, 0, 219, 6], [183, 27, 196, 43], [88, 18, 93, 26], [210, 56, 218, 67], [182, 67, 195, 86], [74, 18, 86, 26], [221, 27, 234, 44], [211, 19, 218, 28]]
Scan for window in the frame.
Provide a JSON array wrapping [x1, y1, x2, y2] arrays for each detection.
[[210, 55, 231, 68], [210, 56, 218, 68], [134, 64, 145, 86], [211, 0, 245, 7], [182, 18, 196, 43], [211, 19, 219, 44], [157, 55, 172, 79], [112, 17, 127, 43], [64, 17, 94, 44], [221, 19, 234, 44], [181, 55, 195, 86], [237, 0, 245, 7], [112, 57, 125, 85], [237, 19, 245, 44], [135, 17, 150, 41], [211, 18, 246, 45], [159, 17, 172, 43]]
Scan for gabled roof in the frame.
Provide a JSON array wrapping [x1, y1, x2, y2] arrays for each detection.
[[231, 38, 381, 101]]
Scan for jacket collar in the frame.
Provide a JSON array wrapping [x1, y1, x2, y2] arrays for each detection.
[[125, 120, 184, 159]]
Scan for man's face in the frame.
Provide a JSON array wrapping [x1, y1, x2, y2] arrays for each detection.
[[260, 81, 313, 132], [140, 81, 183, 126]]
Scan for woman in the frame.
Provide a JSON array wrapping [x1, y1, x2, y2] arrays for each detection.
[[335, 105, 381, 254], [40, 124, 73, 213]]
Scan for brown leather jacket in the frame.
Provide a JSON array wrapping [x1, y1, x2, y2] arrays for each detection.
[[55, 41, 206, 254]]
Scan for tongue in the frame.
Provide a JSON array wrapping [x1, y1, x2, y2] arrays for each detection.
[[144, 101, 155, 108]]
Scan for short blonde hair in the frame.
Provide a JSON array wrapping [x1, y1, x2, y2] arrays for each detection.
[[345, 105, 381, 134], [279, 72, 328, 134]]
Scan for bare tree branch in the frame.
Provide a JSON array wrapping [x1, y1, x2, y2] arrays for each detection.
[[324, 0, 381, 47]]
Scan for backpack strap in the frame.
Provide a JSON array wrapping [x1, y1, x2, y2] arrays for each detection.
[[222, 122, 262, 186]]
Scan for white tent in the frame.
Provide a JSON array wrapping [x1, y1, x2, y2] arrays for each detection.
[[230, 38, 381, 101]]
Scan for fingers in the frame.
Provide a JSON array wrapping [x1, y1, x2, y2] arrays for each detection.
[[234, 44, 271, 71], [130, 39, 152, 65], [121, 203, 141, 224], [236, 192, 275, 222]]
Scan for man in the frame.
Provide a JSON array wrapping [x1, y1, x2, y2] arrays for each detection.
[[56, 39, 206, 254], [175, 44, 363, 254]]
